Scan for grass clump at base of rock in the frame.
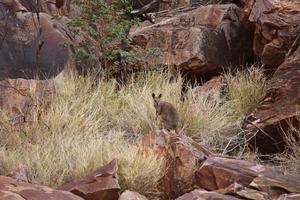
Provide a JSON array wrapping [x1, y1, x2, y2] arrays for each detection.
[[270, 116, 300, 175]]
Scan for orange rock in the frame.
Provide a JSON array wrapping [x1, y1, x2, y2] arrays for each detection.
[[195, 157, 258, 191], [59, 160, 120, 200], [0, 0, 101, 78], [216, 182, 269, 200], [140, 130, 212, 199], [0, 1, 71, 80], [129, 4, 253, 79], [0, 175, 83, 200], [194, 157, 300, 199], [0, 0, 27, 12], [244, 43, 300, 153], [247, 0, 300, 70]]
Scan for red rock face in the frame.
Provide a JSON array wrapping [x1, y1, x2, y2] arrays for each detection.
[[140, 130, 211, 199], [194, 157, 300, 199], [244, 44, 300, 154], [195, 157, 260, 190], [130, 4, 253, 79], [248, 0, 300, 70], [0, 0, 26, 11], [0, 175, 84, 200], [0, 0, 101, 118], [0, 1, 72, 80], [141, 131, 300, 199], [59, 160, 120, 200]]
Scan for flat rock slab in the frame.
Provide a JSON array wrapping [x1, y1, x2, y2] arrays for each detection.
[[60, 159, 120, 200], [0, 176, 83, 200], [195, 157, 300, 199]]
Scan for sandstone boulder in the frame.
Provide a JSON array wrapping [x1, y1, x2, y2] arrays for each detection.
[[247, 0, 300, 70], [140, 136, 300, 200], [60, 159, 120, 200], [130, 4, 252, 80], [216, 182, 269, 200], [119, 190, 148, 200], [195, 157, 300, 199], [244, 42, 300, 154], [0, 0, 72, 80], [0, 175, 83, 200], [140, 130, 212, 199], [0, 78, 54, 124]]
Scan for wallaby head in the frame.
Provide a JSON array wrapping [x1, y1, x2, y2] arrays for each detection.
[[152, 93, 162, 109]]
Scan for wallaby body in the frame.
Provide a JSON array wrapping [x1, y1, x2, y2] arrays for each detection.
[[152, 93, 179, 131]]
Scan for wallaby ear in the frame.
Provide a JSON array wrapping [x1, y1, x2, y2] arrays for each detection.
[[152, 93, 156, 99], [158, 94, 162, 98]]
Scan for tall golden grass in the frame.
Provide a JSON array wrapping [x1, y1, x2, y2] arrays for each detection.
[[0, 66, 267, 193]]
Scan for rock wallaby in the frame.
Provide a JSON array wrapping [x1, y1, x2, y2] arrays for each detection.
[[152, 93, 179, 132]]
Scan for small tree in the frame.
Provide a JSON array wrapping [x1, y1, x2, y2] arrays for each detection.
[[67, 0, 161, 82]]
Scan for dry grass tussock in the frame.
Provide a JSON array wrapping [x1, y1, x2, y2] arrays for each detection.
[[185, 66, 266, 151], [0, 130, 163, 194], [271, 117, 300, 175], [0, 66, 266, 193], [242, 117, 300, 176]]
